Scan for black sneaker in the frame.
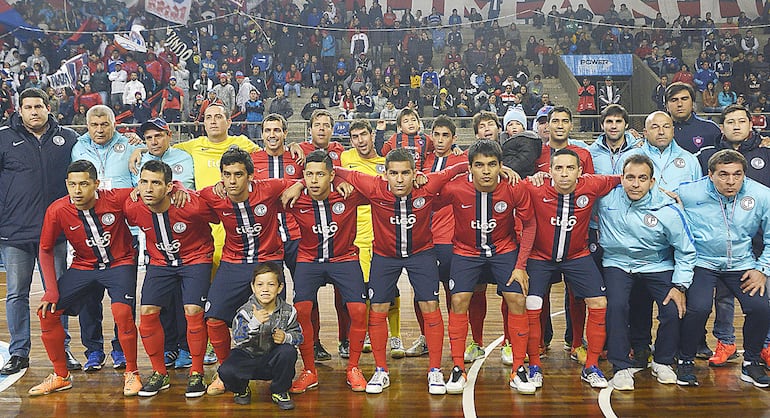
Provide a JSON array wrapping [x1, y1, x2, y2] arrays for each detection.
[[696, 343, 713, 360], [138, 371, 170, 397], [233, 386, 251, 405], [65, 350, 81, 371], [314, 341, 331, 362], [272, 391, 295, 410], [338, 340, 350, 359], [741, 361, 770, 388], [185, 372, 206, 398], [632, 346, 651, 369], [0, 355, 28, 375], [676, 360, 699, 386], [164, 350, 179, 367]]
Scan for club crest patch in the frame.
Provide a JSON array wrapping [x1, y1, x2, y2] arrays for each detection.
[[751, 157, 765, 170], [494, 201, 508, 213], [173, 222, 187, 233], [101, 213, 116, 226], [576, 195, 589, 208], [254, 204, 268, 216], [413, 197, 426, 208], [332, 202, 345, 214], [53, 135, 65, 146], [644, 214, 658, 227], [741, 196, 756, 211], [673, 158, 685, 168]]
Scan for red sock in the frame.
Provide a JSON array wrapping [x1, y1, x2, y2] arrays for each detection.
[[39, 309, 68, 377], [423, 309, 444, 370], [585, 308, 606, 368], [540, 292, 551, 348], [501, 300, 510, 344], [295, 301, 317, 374], [206, 319, 231, 364], [368, 310, 389, 370], [569, 287, 587, 349], [414, 298, 425, 335], [111, 303, 138, 372], [335, 287, 350, 342], [448, 311, 469, 369], [139, 312, 167, 374], [346, 302, 367, 370], [526, 309, 542, 367], [311, 300, 320, 344], [185, 312, 207, 374], [508, 312, 528, 370], [469, 290, 486, 345]]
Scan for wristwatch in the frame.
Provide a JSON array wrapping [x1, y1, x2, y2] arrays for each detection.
[[673, 284, 688, 294]]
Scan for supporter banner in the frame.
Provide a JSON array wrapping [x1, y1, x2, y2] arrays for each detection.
[[164, 28, 194, 62], [114, 25, 147, 53], [146, 0, 191, 24], [47, 53, 87, 90], [561, 54, 633, 77]]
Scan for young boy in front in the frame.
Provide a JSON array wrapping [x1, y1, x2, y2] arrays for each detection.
[[217, 261, 302, 410]]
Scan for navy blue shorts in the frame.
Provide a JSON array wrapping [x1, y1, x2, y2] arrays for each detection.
[[449, 251, 522, 295], [57, 264, 137, 315], [369, 250, 439, 303], [527, 255, 605, 299], [283, 239, 299, 278], [205, 261, 256, 323], [293, 261, 366, 304], [436, 244, 494, 285], [142, 264, 212, 308]]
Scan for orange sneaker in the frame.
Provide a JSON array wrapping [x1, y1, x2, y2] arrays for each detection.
[[29, 373, 73, 396], [347, 367, 367, 392], [708, 341, 737, 367], [207, 372, 226, 396], [761, 346, 770, 370], [123, 371, 142, 396], [290, 369, 318, 394]]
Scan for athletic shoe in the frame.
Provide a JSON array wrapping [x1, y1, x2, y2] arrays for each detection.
[[651, 361, 677, 384], [207, 372, 225, 396], [185, 372, 206, 398], [581, 365, 608, 388], [510, 366, 536, 394], [347, 367, 367, 392], [570, 346, 587, 365], [290, 369, 318, 394], [111, 351, 127, 370], [204, 343, 218, 365], [611, 368, 634, 391], [65, 350, 81, 371], [28, 373, 72, 396], [709, 341, 737, 367], [464, 342, 485, 363], [428, 368, 446, 395], [83, 351, 106, 372], [390, 336, 406, 359], [446, 366, 467, 394], [696, 343, 713, 360], [362, 334, 372, 353], [365, 367, 390, 394], [741, 361, 770, 388], [314, 341, 332, 362], [175, 349, 192, 369], [675, 360, 699, 386], [338, 340, 350, 359], [528, 365, 543, 388], [164, 350, 178, 367], [500, 343, 513, 366], [631, 346, 651, 369], [123, 371, 142, 396], [138, 371, 170, 397], [234, 386, 251, 405], [761, 346, 770, 370], [406, 335, 428, 357], [272, 391, 295, 410], [539, 345, 549, 359]]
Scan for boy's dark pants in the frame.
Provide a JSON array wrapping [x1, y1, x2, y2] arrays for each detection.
[[218, 344, 297, 394]]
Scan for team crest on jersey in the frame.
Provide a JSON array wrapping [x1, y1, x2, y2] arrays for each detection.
[[329, 151, 339, 160], [101, 213, 116, 226], [494, 201, 508, 213], [673, 158, 685, 168], [741, 196, 756, 211], [254, 204, 268, 216], [53, 135, 65, 146], [173, 222, 187, 233], [692, 136, 704, 147], [751, 157, 766, 170], [114, 143, 126, 153], [332, 202, 345, 214], [172, 164, 184, 174], [376, 164, 386, 174], [644, 214, 659, 227], [285, 164, 296, 176], [576, 195, 590, 208], [413, 197, 426, 208]]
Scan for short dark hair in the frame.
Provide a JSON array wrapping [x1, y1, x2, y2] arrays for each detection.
[[601, 104, 629, 125], [396, 107, 420, 127], [708, 149, 747, 173], [262, 113, 287, 131], [305, 149, 333, 171], [310, 109, 333, 126], [622, 154, 655, 177], [67, 159, 98, 181], [252, 261, 284, 285], [548, 106, 572, 122], [432, 115, 456, 136], [385, 147, 415, 170], [721, 104, 752, 122], [468, 139, 502, 164], [472, 111, 499, 134], [141, 160, 173, 183], [220, 147, 255, 175], [19, 87, 50, 107], [349, 119, 373, 134], [665, 82, 695, 103], [550, 148, 581, 167]]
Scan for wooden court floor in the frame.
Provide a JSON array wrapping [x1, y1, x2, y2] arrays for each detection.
[[1, 271, 770, 417]]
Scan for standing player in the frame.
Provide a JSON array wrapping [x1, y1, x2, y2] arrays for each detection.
[[29, 160, 140, 396], [125, 160, 218, 398]]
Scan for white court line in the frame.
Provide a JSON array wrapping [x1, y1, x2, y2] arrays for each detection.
[[0, 290, 43, 303], [599, 387, 618, 418], [463, 335, 505, 418]]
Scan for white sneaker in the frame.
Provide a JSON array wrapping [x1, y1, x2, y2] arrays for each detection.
[[500, 343, 513, 366], [365, 367, 390, 394], [390, 336, 406, 359], [428, 368, 446, 395], [581, 366, 609, 389], [464, 342, 485, 363], [445, 366, 466, 394], [651, 361, 677, 384], [611, 368, 634, 391], [528, 365, 543, 388], [509, 366, 536, 394], [406, 335, 428, 357]]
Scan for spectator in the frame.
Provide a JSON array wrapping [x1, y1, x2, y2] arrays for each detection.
[[693, 61, 718, 92], [283, 63, 302, 98], [249, 66, 269, 99], [542, 47, 559, 78], [702, 82, 720, 113], [272, 63, 287, 93], [652, 75, 669, 110], [419, 77, 438, 114], [193, 70, 213, 99], [338, 87, 356, 118], [122, 71, 145, 106], [243, 89, 265, 140], [380, 99, 398, 129], [598, 76, 621, 111], [662, 48, 681, 74], [160, 76, 185, 123], [345, 67, 369, 96], [742, 30, 760, 54], [350, 27, 369, 56], [371, 88, 387, 118], [332, 113, 350, 139], [136, 65, 156, 96], [212, 73, 236, 114], [672, 64, 695, 87], [234, 71, 254, 113], [108, 61, 127, 106], [71, 104, 87, 134], [480, 94, 505, 117], [718, 81, 738, 109], [200, 50, 217, 80], [353, 87, 373, 118], [251, 44, 273, 74], [577, 77, 597, 132], [268, 87, 294, 120], [714, 52, 733, 83], [131, 92, 153, 124], [432, 88, 454, 116]]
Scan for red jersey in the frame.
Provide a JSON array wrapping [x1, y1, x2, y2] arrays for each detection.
[[298, 141, 345, 167], [286, 187, 368, 263], [251, 149, 303, 242], [199, 178, 295, 264], [534, 144, 595, 174], [124, 191, 218, 266], [437, 174, 534, 260], [425, 150, 469, 245], [41, 188, 136, 270], [381, 132, 434, 170], [522, 174, 620, 262], [335, 163, 466, 258]]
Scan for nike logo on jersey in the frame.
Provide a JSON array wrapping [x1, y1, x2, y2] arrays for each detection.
[[141, 226, 153, 231], [222, 212, 233, 216], [255, 168, 267, 172], [69, 225, 81, 230], [12, 140, 24, 147], [542, 197, 556, 203], [300, 208, 312, 213], [537, 162, 548, 168], [461, 204, 473, 209]]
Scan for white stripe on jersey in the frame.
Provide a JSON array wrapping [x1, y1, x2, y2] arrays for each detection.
[[433, 156, 447, 172], [269, 156, 291, 242], [81, 210, 110, 269], [317, 202, 332, 262], [555, 195, 571, 262], [237, 201, 258, 263], [398, 198, 409, 258], [155, 213, 179, 267], [479, 192, 493, 257]]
